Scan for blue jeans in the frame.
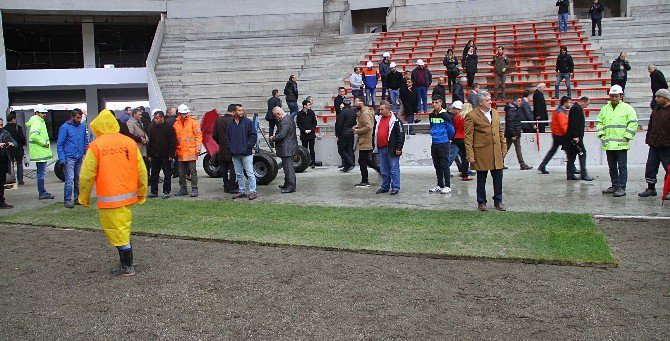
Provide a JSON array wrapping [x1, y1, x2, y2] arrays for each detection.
[[555, 72, 572, 98], [378, 148, 400, 191], [36, 161, 48, 196], [416, 86, 428, 113], [287, 101, 299, 119], [558, 13, 569, 32], [232, 155, 256, 194], [446, 143, 460, 168], [63, 157, 82, 203], [389, 89, 400, 112], [365, 88, 376, 108]]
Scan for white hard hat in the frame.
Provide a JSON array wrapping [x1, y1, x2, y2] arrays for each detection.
[[152, 108, 163, 115], [366, 61, 374, 68], [451, 101, 463, 110], [34, 104, 48, 113], [609, 85, 624, 95], [382, 52, 391, 58], [177, 104, 190, 113], [390, 62, 397, 68], [417, 59, 425, 66]]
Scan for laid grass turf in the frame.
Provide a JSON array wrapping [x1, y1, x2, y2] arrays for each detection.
[[0, 200, 616, 265]]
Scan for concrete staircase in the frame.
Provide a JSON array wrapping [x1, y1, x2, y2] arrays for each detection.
[[585, 5, 670, 126], [155, 17, 376, 122]]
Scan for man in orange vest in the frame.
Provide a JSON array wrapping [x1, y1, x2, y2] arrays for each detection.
[[538, 96, 571, 174], [79, 109, 148, 277], [174, 104, 202, 197]]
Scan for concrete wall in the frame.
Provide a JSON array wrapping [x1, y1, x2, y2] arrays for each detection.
[[0, 0, 165, 14], [392, 0, 556, 24], [312, 132, 649, 166], [6, 68, 148, 90], [350, 0, 392, 10]]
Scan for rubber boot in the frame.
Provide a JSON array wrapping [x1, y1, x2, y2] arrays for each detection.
[[111, 249, 135, 276], [566, 161, 578, 180]]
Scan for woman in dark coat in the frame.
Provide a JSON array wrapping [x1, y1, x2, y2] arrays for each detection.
[[443, 48, 460, 92], [462, 47, 479, 88], [610, 52, 631, 92]]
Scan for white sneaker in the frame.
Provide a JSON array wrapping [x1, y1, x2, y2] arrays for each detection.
[[429, 186, 443, 193], [440, 187, 452, 194]]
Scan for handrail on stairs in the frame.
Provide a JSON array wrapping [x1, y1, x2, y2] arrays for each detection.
[[146, 13, 167, 111]]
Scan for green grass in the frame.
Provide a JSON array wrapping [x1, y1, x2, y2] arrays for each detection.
[[0, 200, 616, 265]]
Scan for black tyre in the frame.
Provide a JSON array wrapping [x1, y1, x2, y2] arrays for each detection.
[[203, 154, 223, 178], [253, 152, 278, 185], [370, 153, 380, 173], [293, 145, 311, 173], [54, 161, 65, 182]]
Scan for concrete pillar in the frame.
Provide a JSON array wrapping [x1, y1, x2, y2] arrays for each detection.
[[85, 86, 99, 122], [0, 11, 9, 119], [82, 19, 95, 68], [569, 0, 575, 17]]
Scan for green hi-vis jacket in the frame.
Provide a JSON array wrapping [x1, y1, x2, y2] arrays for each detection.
[[26, 114, 54, 162], [596, 101, 638, 151]]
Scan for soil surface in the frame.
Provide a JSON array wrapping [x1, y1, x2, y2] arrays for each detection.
[[1, 219, 668, 340]]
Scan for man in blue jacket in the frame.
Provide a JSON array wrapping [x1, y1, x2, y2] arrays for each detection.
[[57, 108, 89, 208], [228, 104, 258, 200], [428, 96, 455, 194]]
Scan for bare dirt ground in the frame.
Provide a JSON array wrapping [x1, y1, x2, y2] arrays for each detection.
[[0, 218, 668, 340]]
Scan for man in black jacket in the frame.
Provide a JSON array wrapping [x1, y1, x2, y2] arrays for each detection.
[[213, 104, 237, 193], [520, 90, 536, 133], [296, 99, 317, 167], [588, 0, 605, 36], [564, 97, 594, 181], [452, 76, 467, 104], [533, 84, 549, 133], [335, 99, 358, 172], [554, 46, 574, 99], [400, 79, 418, 134], [0, 119, 16, 208], [270, 107, 298, 193], [266, 89, 282, 137], [504, 98, 532, 170], [432, 77, 448, 109], [147, 110, 177, 198], [386, 63, 404, 112], [3, 112, 26, 185], [610, 52, 631, 91], [334, 87, 346, 117], [284, 75, 299, 118], [648, 65, 669, 110], [374, 101, 405, 195]]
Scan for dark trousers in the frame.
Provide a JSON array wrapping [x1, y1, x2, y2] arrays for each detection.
[[644, 146, 670, 189], [337, 134, 355, 167], [431, 142, 451, 188], [301, 138, 316, 164], [221, 159, 236, 192], [651, 96, 658, 110], [268, 119, 277, 137], [453, 139, 470, 176], [172, 158, 179, 177], [381, 78, 388, 102], [566, 141, 588, 178], [466, 71, 476, 88], [591, 19, 602, 36], [606, 150, 628, 190], [612, 79, 627, 92], [446, 71, 458, 92], [505, 136, 527, 166], [0, 160, 6, 204], [150, 157, 172, 195], [280, 156, 296, 190], [12, 155, 23, 183], [538, 134, 565, 169], [359, 149, 371, 183], [476, 169, 503, 204], [143, 156, 151, 180]]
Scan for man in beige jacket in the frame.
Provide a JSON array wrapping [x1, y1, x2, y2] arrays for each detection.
[[353, 97, 375, 187], [465, 91, 507, 211]]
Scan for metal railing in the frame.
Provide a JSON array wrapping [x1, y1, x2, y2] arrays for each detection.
[[146, 13, 167, 111]]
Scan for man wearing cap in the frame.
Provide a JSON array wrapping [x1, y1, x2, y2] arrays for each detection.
[[148, 109, 177, 199], [411, 59, 433, 113], [452, 76, 467, 104], [26, 105, 55, 200], [597, 85, 638, 197], [79, 109, 147, 277], [379, 52, 392, 102], [57, 108, 89, 208], [428, 95, 455, 194], [173, 104, 202, 197], [386, 62, 403, 112], [349, 67, 364, 100], [336, 98, 358, 172], [432, 77, 448, 109], [363, 61, 379, 108], [639, 89, 670, 198]]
